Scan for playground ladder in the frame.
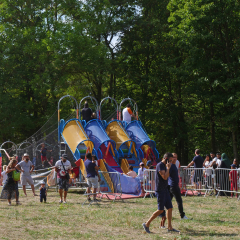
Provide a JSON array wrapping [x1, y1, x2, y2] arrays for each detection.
[[60, 136, 67, 155]]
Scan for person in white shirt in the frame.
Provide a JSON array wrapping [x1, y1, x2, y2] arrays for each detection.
[[1, 165, 7, 185], [122, 166, 137, 178], [138, 162, 146, 196], [55, 154, 72, 203], [122, 104, 136, 123], [203, 154, 213, 189]]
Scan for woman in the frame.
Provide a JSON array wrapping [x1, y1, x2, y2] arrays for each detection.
[[1, 157, 22, 205], [203, 154, 212, 189], [138, 162, 146, 196]]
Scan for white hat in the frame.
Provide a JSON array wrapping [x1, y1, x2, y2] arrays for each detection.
[[24, 153, 29, 157], [40, 181, 45, 185]]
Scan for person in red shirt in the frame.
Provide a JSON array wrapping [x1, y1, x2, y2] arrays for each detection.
[[229, 164, 238, 198]]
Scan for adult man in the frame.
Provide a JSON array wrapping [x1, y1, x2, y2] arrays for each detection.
[[122, 104, 136, 123], [172, 153, 180, 169], [84, 152, 100, 201], [169, 155, 188, 220], [81, 101, 92, 123], [16, 153, 37, 197], [185, 149, 204, 196], [142, 153, 179, 233], [55, 154, 71, 203]]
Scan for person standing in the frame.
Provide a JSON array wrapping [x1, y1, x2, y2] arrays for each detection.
[[81, 101, 93, 123], [142, 153, 179, 233], [16, 153, 37, 197], [55, 154, 71, 203], [122, 104, 136, 123], [169, 156, 189, 220], [84, 153, 100, 201], [138, 162, 146, 196], [1, 165, 7, 186], [2, 158, 22, 205], [185, 149, 204, 196], [39, 182, 47, 203], [172, 153, 180, 169]]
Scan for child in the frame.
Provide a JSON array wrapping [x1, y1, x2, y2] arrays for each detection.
[[229, 164, 238, 198], [1, 165, 7, 186], [40, 143, 52, 168], [138, 162, 146, 196], [39, 182, 47, 203]]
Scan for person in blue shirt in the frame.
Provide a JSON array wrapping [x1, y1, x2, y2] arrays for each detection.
[[84, 153, 99, 201], [142, 153, 179, 233], [169, 154, 188, 219], [185, 149, 204, 196]]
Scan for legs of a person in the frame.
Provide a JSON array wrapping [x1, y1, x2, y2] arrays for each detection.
[[30, 185, 36, 196], [22, 185, 27, 196], [161, 216, 166, 227], [59, 189, 63, 200], [167, 208, 173, 230], [64, 191, 67, 201], [40, 196, 43, 202], [170, 186, 185, 218], [145, 192, 165, 228], [93, 188, 97, 199], [44, 196, 46, 202]]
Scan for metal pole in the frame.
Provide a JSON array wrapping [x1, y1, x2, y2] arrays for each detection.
[[99, 96, 118, 121], [79, 96, 99, 120]]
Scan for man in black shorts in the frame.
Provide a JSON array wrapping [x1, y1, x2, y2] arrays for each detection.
[[81, 101, 92, 123], [142, 153, 179, 233], [185, 149, 204, 196]]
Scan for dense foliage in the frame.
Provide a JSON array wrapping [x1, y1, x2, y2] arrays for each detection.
[[1, 0, 240, 164]]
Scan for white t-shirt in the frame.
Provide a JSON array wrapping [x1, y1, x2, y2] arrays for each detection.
[[1, 171, 7, 184], [94, 160, 98, 166], [55, 160, 71, 178], [216, 159, 222, 168], [127, 171, 137, 178], [138, 167, 146, 182], [175, 160, 180, 169], [122, 107, 133, 123], [204, 161, 212, 176]]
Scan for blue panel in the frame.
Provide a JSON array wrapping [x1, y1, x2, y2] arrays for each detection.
[[85, 119, 116, 151], [126, 121, 156, 150]]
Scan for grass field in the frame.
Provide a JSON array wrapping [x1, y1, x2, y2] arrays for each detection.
[[0, 188, 239, 240]]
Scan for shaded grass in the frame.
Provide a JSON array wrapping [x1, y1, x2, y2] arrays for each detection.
[[0, 188, 239, 239]]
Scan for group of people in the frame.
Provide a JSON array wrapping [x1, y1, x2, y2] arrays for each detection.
[[186, 150, 238, 197]]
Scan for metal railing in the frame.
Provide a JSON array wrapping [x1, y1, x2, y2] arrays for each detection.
[[143, 167, 240, 199]]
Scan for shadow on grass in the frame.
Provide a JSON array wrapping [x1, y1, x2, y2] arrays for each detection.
[[183, 228, 238, 237]]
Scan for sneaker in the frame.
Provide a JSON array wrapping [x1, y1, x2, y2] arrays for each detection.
[[181, 215, 189, 220], [197, 192, 201, 196], [160, 226, 166, 229], [59, 200, 63, 203], [167, 228, 180, 233], [16, 201, 22, 205], [63, 201, 67, 204], [142, 223, 151, 233], [8, 202, 11, 206], [87, 198, 91, 202]]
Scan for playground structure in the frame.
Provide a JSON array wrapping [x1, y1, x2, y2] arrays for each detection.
[[0, 95, 159, 197]]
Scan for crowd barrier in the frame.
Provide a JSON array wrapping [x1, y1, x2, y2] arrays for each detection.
[[143, 167, 240, 199]]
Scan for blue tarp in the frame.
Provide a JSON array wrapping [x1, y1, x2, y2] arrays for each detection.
[[105, 163, 141, 196]]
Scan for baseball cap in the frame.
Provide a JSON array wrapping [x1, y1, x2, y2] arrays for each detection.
[[139, 162, 144, 166], [231, 164, 237, 168], [147, 160, 152, 166], [24, 153, 29, 157], [61, 153, 68, 159]]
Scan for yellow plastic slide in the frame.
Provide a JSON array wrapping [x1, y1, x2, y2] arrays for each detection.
[[62, 120, 94, 154], [106, 121, 137, 157]]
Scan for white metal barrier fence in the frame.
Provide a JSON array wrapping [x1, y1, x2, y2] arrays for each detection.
[[143, 167, 240, 199]]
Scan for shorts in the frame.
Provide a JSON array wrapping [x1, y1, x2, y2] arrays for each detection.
[[58, 178, 69, 191], [41, 156, 47, 162], [21, 175, 34, 186], [193, 170, 203, 183], [155, 191, 173, 211], [86, 176, 98, 188]]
